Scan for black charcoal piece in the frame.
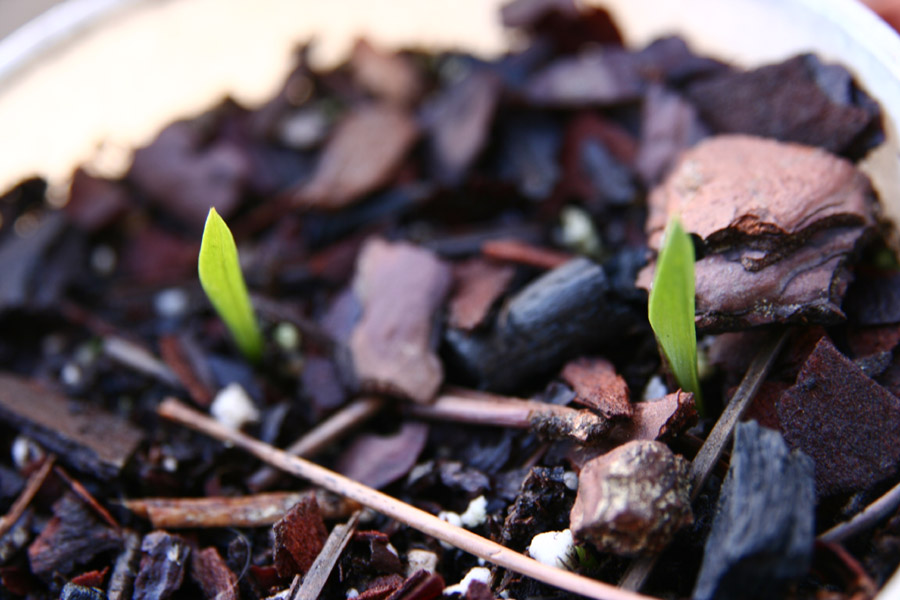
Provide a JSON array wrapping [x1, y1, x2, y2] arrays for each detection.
[[692, 421, 815, 600], [445, 257, 639, 392]]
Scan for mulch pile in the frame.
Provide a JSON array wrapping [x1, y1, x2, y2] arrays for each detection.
[[1, 1, 899, 599]]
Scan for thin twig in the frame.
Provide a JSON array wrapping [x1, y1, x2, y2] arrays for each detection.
[[0, 455, 55, 538], [406, 391, 610, 444], [124, 490, 358, 529], [158, 397, 657, 600], [104, 336, 180, 387], [292, 511, 362, 599], [619, 329, 788, 592], [248, 397, 386, 492], [54, 465, 120, 530], [820, 479, 900, 542]]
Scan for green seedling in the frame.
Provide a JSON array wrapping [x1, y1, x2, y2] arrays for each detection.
[[198, 207, 264, 363], [648, 217, 703, 413]]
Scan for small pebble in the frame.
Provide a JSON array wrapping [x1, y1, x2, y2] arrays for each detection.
[[273, 322, 301, 352], [90, 244, 117, 275], [60, 363, 82, 387], [406, 549, 439, 576], [11, 436, 43, 470], [460, 495, 488, 528], [443, 566, 491, 596], [210, 383, 260, 430], [559, 205, 602, 257], [528, 529, 575, 569], [154, 288, 189, 319], [563, 471, 579, 490], [642, 375, 668, 401]]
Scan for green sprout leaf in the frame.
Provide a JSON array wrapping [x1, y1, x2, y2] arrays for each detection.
[[648, 217, 703, 413], [198, 207, 264, 363]]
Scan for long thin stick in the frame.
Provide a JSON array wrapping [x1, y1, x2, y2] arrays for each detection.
[[619, 329, 788, 591], [820, 479, 900, 542], [0, 455, 55, 538], [158, 398, 656, 600], [293, 511, 361, 600], [248, 397, 386, 491]]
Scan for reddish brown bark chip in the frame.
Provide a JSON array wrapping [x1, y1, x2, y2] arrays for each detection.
[[191, 547, 238, 600], [133, 531, 190, 600], [481, 239, 572, 270], [525, 48, 643, 107], [350, 39, 422, 107], [570, 440, 692, 556], [560, 357, 632, 419], [336, 422, 429, 490], [349, 239, 452, 403], [387, 569, 446, 600], [273, 496, 328, 578], [65, 168, 128, 232], [159, 334, 214, 407], [129, 122, 249, 230], [464, 580, 496, 600], [686, 54, 879, 157], [635, 84, 707, 186], [70, 567, 109, 588], [645, 135, 874, 255], [0, 374, 143, 480], [422, 70, 501, 185], [294, 104, 418, 210], [448, 258, 516, 331], [777, 337, 900, 497]]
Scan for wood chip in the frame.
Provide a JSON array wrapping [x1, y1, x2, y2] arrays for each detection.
[[293, 104, 418, 210], [561, 357, 632, 419], [337, 422, 429, 490], [525, 48, 643, 106], [0, 373, 144, 480], [481, 239, 572, 270], [133, 531, 190, 600], [191, 547, 238, 600], [349, 239, 452, 403], [448, 258, 515, 331], [777, 336, 900, 497], [274, 496, 328, 578], [350, 39, 422, 107], [291, 511, 360, 600]]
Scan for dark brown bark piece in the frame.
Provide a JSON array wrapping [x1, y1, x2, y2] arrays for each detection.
[[777, 337, 900, 497], [28, 492, 121, 577], [119, 226, 199, 286], [65, 168, 128, 232], [692, 421, 815, 600], [133, 531, 190, 600], [448, 258, 516, 331], [560, 356, 632, 419], [0, 211, 67, 313], [465, 580, 496, 600], [686, 54, 879, 157], [500, 467, 573, 552], [129, 122, 249, 230], [350, 39, 422, 107], [0, 373, 144, 480], [446, 257, 640, 392], [108, 530, 141, 600], [158, 334, 214, 407], [635, 84, 707, 186], [386, 569, 445, 600], [273, 496, 328, 578], [481, 239, 572, 270], [346, 530, 403, 577], [336, 422, 429, 489], [422, 69, 501, 185], [570, 440, 692, 556], [525, 48, 643, 106], [645, 134, 874, 257], [349, 238, 452, 403], [843, 270, 900, 325], [691, 226, 865, 331], [293, 104, 418, 210], [191, 547, 238, 600]]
